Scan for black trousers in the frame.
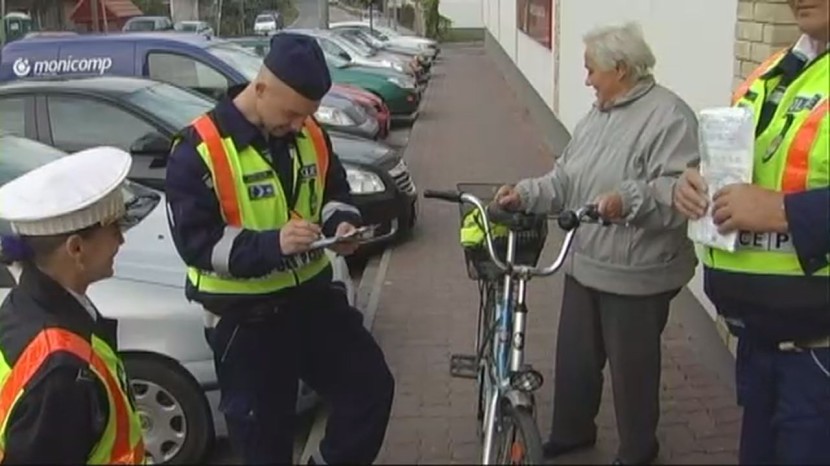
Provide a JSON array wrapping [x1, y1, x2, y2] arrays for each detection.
[[548, 275, 678, 463], [205, 286, 395, 464]]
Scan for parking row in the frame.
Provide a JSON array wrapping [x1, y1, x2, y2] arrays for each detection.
[[0, 21, 436, 464]]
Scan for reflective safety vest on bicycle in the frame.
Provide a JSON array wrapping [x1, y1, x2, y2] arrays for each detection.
[[185, 114, 332, 296], [460, 208, 509, 248], [0, 328, 145, 464], [699, 48, 829, 277]]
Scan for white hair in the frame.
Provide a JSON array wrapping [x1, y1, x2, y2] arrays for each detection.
[[583, 21, 656, 80]]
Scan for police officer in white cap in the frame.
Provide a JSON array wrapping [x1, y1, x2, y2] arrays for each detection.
[[0, 147, 145, 464]]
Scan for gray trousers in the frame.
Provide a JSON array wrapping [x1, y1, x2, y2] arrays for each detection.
[[549, 274, 678, 462]]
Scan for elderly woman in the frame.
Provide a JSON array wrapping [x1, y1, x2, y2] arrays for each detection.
[[495, 22, 699, 464]]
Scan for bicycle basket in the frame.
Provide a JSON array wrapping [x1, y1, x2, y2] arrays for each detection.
[[456, 183, 548, 281]]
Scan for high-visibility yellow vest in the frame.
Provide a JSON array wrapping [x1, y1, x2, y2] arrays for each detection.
[[185, 114, 332, 296], [699, 48, 829, 277], [0, 328, 145, 464], [460, 208, 509, 248]]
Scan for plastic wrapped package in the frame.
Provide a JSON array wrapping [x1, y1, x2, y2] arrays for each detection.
[[687, 106, 756, 252]]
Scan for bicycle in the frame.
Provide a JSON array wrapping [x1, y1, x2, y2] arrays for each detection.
[[423, 183, 605, 465]]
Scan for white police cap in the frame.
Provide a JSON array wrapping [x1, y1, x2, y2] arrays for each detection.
[[0, 146, 132, 236]]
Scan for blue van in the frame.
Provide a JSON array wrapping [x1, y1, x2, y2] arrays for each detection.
[[0, 32, 382, 139]]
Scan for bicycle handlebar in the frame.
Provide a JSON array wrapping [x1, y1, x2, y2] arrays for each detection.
[[423, 189, 607, 277]]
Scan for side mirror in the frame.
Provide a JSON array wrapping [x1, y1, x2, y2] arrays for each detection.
[[130, 132, 171, 156]]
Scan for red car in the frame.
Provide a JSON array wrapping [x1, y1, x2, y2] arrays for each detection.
[[332, 83, 392, 139]]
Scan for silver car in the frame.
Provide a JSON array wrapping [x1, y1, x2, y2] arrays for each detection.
[[293, 28, 414, 77], [0, 134, 359, 464]]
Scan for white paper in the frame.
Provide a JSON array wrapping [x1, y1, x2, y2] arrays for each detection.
[[687, 106, 756, 252]]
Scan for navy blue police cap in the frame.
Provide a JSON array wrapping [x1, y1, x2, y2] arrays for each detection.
[[265, 32, 332, 101]]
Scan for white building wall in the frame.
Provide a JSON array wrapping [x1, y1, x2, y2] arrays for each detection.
[[557, 0, 738, 132], [440, 0, 484, 28], [516, 34, 555, 109]]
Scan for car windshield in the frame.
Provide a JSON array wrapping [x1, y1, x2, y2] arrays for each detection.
[[334, 35, 374, 57], [0, 135, 160, 235], [207, 43, 262, 81], [255, 15, 273, 23], [325, 51, 349, 68], [363, 27, 389, 41], [127, 20, 156, 31], [344, 31, 378, 51], [175, 22, 198, 31], [123, 82, 215, 129]]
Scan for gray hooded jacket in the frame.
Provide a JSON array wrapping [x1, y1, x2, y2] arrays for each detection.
[[515, 77, 699, 296]]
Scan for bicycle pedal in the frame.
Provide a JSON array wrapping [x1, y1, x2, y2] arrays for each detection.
[[449, 354, 478, 379]]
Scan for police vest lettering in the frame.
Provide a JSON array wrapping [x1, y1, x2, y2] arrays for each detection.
[[186, 114, 332, 297], [700, 48, 829, 277], [0, 328, 145, 464], [736, 231, 795, 253]]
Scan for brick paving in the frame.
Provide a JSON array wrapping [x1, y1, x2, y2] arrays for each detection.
[[370, 43, 741, 464]]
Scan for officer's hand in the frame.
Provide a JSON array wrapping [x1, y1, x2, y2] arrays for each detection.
[[329, 222, 360, 256], [494, 185, 523, 211], [712, 183, 788, 234], [280, 220, 321, 255], [673, 168, 709, 219]]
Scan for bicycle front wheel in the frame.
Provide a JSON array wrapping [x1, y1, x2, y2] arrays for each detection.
[[493, 403, 543, 465]]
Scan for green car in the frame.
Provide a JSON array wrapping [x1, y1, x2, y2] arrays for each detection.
[[228, 36, 421, 123]]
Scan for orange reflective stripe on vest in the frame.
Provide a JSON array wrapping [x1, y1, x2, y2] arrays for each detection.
[[192, 115, 243, 227], [732, 48, 788, 105], [782, 98, 829, 193], [0, 328, 141, 464], [192, 115, 331, 224], [305, 117, 331, 182]]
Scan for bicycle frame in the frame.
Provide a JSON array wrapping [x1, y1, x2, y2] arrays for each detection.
[[480, 229, 532, 464], [423, 188, 603, 465]]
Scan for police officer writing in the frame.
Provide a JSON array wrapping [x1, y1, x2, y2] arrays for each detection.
[[674, 0, 829, 463], [164, 33, 394, 464], [0, 147, 145, 464]]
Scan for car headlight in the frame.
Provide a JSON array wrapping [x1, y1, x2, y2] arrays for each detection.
[[315, 106, 355, 126], [345, 166, 386, 194], [387, 76, 415, 89]]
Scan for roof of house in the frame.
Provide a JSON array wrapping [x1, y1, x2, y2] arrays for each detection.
[[70, 0, 143, 21]]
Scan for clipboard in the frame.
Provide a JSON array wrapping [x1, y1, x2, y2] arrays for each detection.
[[309, 225, 375, 250]]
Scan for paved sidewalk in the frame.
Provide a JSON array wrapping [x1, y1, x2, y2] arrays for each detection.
[[371, 44, 741, 464]]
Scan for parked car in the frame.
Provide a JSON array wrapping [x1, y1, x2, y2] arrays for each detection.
[[0, 32, 385, 139], [331, 21, 439, 59], [291, 28, 420, 82], [329, 25, 433, 74], [0, 132, 357, 464], [0, 76, 418, 242], [324, 50, 421, 123], [122, 16, 174, 32], [227, 35, 392, 138], [174, 20, 214, 36], [251, 31, 420, 122], [253, 10, 283, 35]]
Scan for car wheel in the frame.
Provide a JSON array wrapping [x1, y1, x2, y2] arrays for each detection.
[[124, 356, 215, 464]]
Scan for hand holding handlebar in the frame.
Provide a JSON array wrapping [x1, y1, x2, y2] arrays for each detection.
[[423, 189, 608, 277], [494, 185, 523, 211]]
